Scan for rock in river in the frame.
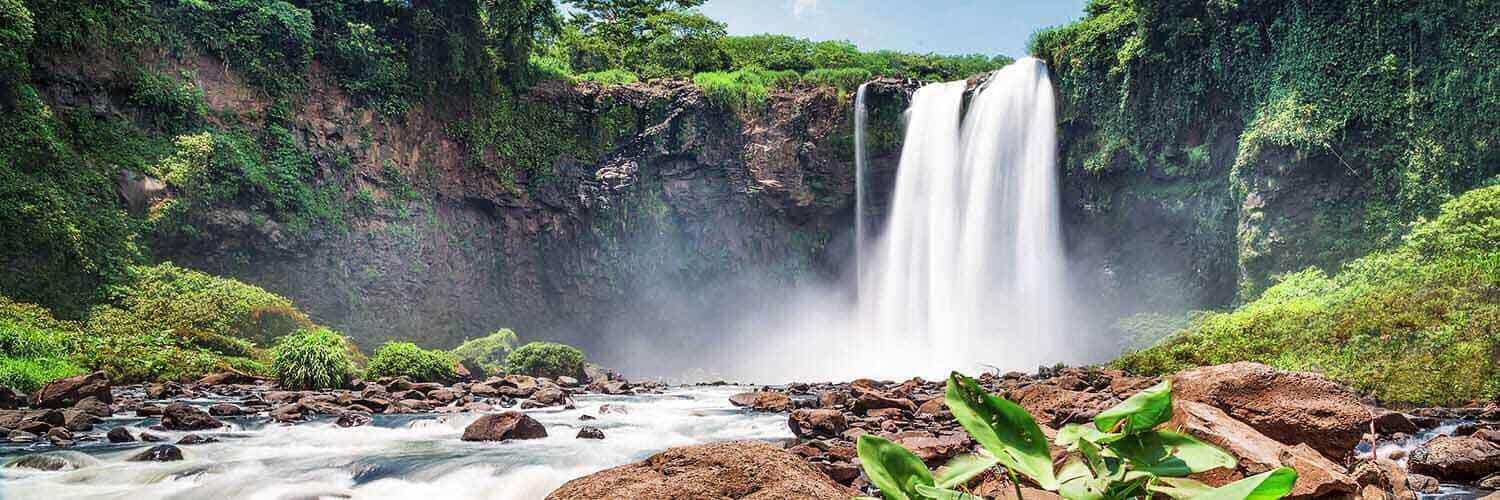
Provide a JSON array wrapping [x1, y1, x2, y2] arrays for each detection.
[[1172, 362, 1368, 459], [1409, 435, 1500, 481], [547, 440, 852, 499], [461, 411, 547, 441], [729, 391, 792, 412], [128, 444, 184, 462], [161, 402, 225, 430], [31, 371, 111, 409]]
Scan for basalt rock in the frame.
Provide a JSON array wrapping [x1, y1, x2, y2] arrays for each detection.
[[106, 426, 135, 443], [546, 440, 853, 499], [128, 444, 184, 462], [1171, 362, 1368, 459], [73, 396, 112, 418], [577, 426, 605, 439], [208, 403, 245, 416], [31, 371, 111, 409], [0, 386, 23, 409], [461, 411, 547, 441], [5, 451, 100, 471], [729, 391, 793, 412], [1409, 435, 1500, 481], [161, 402, 224, 430]]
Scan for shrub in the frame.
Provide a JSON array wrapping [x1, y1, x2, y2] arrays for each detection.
[[449, 328, 518, 375], [0, 356, 84, 393], [802, 67, 871, 92], [365, 341, 456, 382], [504, 341, 584, 379], [692, 68, 798, 111], [106, 263, 313, 346], [271, 328, 357, 390], [575, 69, 639, 86], [79, 306, 264, 383]]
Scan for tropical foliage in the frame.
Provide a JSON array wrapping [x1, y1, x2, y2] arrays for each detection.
[[857, 373, 1296, 500], [504, 341, 586, 379], [449, 328, 519, 376], [271, 328, 358, 390], [365, 341, 457, 382]]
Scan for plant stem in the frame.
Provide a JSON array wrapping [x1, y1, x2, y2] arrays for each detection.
[[1005, 466, 1024, 500]]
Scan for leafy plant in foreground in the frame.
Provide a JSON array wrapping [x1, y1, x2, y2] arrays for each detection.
[[857, 373, 1298, 500]]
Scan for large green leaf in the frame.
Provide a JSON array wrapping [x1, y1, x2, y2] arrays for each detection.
[[858, 434, 936, 500], [1149, 477, 1216, 499], [1194, 467, 1299, 500], [945, 372, 1059, 490], [935, 454, 998, 489], [1107, 430, 1236, 477], [1056, 423, 1123, 448], [914, 484, 981, 500], [1058, 459, 1107, 500], [1093, 380, 1173, 435]]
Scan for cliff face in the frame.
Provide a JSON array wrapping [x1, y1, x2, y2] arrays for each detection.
[[25, 47, 916, 350]]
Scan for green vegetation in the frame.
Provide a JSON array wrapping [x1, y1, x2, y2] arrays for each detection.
[[106, 262, 312, 346], [505, 341, 585, 379], [1118, 184, 1500, 406], [0, 297, 84, 391], [365, 341, 457, 382], [271, 328, 358, 390], [857, 373, 1295, 500], [449, 328, 519, 376]]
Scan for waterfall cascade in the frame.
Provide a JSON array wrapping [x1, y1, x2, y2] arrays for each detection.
[[854, 57, 1070, 377]]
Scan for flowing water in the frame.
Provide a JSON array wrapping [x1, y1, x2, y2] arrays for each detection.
[[0, 387, 789, 499], [854, 57, 1071, 376]]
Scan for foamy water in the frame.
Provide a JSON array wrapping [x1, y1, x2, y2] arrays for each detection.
[[0, 386, 790, 500]]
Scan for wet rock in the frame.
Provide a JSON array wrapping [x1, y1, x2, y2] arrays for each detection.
[[17, 417, 53, 434], [271, 403, 304, 422], [427, 388, 459, 403], [577, 426, 605, 439], [336, 412, 372, 428], [462, 402, 493, 412], [31, 371, 111, 408], [8, 429, 36, 443], [0, 386, 22, 409], [547, 440, 852, 499], [46, 426, 73, 446], [176, 434, 219, 445], [579, 414, 597, 421], [557, 376, 580, 387], [1351, 459, 1416, 500], [208, 403, 244, 416], [850, 391, 915, 415], [128, 444, 184, 462], [521, 387, 568, 409], [61, 409, 99, 431], [589, 380, 632, 395], [788, 409, 847, 439], [1172, 362, 1368, 459], [146, 382, 183, 400], [1373, 410, 1419, 435], [1409, 435, 1500, 481], [5, 451, 100, 471], [469, 383, 500, 398], [817, 390, 848, 409], [1406, 474, 1439, 493], [397, 399, 432, 412], [140, 432, 166, 442], [136, 404, 164, 417], [107, 427, 135, 443], [384, 377, 415, 392], [73, 396, 113, 418], [162, 402, 224, 430], [196, 371, 258, 386], [461, 411, 548, 441], [729, 391, 793, 412], [598, 404, 627, 415]]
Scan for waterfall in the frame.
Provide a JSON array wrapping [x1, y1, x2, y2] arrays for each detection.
[[854, 82, 871, 292], [856, 57, 1069, 376]]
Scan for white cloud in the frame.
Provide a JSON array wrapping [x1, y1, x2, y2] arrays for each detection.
[[792, 0, 818, 18]]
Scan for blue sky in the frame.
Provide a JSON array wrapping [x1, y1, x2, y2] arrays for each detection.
[[698, 0, 1089, 58]]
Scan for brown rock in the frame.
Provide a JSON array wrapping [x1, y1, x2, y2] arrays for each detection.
[[1351, 459, 1416, 500], [546, 440, 852, 499], [1409, 435, 1500, 481], [851, 391, 915, 415], [0, 386, 22, 409], [161, 402, 224, 430], [729, 391, 793, 412], [817, 390, 848, 409], [1373, 411, 1420, 435], [1169, 401, 1355, 498], [916, 396, 948, 417], [73, 396, 112, 418], [521, 387, 568, 409], [897, 433, 971, 466], [461, 411, 547, 441], [31, 371, 111, 409], [1011, 383, 1115, 427], [1172, 362, 1368, 459], [107, 426, 135, 443], [788, 409, 847, 439], [208, 403, 244, 416], [196, 371, 258, 386]]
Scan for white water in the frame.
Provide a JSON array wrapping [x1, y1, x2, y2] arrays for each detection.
[[854, 57, 1072, 376], [0, 387, 789, 500]]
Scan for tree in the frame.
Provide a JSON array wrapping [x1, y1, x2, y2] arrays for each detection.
[[563, 0, 709, 73]]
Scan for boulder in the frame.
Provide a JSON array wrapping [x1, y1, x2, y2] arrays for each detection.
[[729, 391, 793, 412], [31, 371, 111, 408], [1351, 459, 1417, 500], [0, 386, 22, 409], [896, 432, 971, 466], [1405, 474, 1439, 493], [1010, 383, 1116, 427], [1169, 401, 1356, 498], [577, 426, 605, 439], [916, 396, 949, 418], [4, 451, 100, 471], [1409, 435, 1500, 481], [1171, 362, 1368, 459], [106, 427, 135, 443], [61, 409, 98, 431], [461, 411, 548, 441], [557, 376, 580, 387], [46, 426, 73, 446], [128, 444, 183, 462], [1373, 410, 1419, 435], [161, 402, 225, 430], [196, 371, 259, 386], [73, 396, 113, 418], [207, 403, 244, 416], [850, 391, 916, 415], [788, 409, 847, 439], [817, 390, 849, 409], [546, 440, 852, 499], [521, 387, 568, 409], [336, 412, 372, 427], [176, 434, 219, 445], [589, 380, 632, 395], [598, 404, 628, 415]]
